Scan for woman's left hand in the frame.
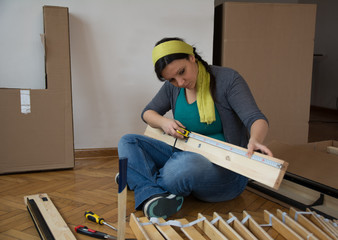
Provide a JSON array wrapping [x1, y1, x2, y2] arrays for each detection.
[[246, 138, 273, 158]]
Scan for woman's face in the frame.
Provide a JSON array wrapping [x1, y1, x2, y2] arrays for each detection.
[[161, 55, 198, 90]]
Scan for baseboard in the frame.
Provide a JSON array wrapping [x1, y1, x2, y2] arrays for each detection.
[[74, 148, 118, 159], [310, 105, 338, 115]]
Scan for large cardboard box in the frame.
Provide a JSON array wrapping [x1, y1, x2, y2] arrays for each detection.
[[0, 6, 74, 174], [268, 140, 338, 190], [220, 3, 317, 144], [249, 140, 338, 219]]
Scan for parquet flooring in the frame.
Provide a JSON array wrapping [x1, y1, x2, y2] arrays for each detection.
[[0, 155, 289, 240]]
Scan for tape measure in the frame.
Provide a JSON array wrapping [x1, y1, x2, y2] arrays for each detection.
[[177, 129, 282, 169]]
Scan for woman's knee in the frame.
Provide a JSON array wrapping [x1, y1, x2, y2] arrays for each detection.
[[164, 152, 209, 176], [118, 134, 137, 147], [158, 152, 210, 193]]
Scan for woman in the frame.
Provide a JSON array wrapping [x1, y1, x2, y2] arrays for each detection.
[[118, 37, 272, 220]]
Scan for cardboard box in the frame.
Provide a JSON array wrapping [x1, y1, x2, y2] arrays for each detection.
[[220, 3, 317, 144], [249, 140, 338, 219], [0, 6, 74, 174], [268, 141, 338, 190]]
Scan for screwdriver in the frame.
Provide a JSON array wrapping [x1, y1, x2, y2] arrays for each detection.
[[75, 225, 116, 239], [75, 225, 136, 240], [85, 211, 117, 231]]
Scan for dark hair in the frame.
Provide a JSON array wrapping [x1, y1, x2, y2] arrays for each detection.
[[154, 37, 216, 100]]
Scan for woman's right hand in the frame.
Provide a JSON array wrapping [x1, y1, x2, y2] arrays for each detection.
[[160, 118, 186, 139], [143, 110, 186, 139]]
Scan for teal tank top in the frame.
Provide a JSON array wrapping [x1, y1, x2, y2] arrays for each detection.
[[175, 88, 226, 142]]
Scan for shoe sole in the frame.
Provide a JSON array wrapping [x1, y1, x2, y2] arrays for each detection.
[[144, 194, 184, 219]]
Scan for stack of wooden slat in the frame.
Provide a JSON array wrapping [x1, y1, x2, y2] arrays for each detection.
[[130, 207, 338, 240]]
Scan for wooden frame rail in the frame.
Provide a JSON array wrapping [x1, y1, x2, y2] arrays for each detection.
[[144, 125, 288, 189]]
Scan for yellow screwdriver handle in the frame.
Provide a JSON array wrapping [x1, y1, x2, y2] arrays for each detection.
[[84, 211, 104, 225]]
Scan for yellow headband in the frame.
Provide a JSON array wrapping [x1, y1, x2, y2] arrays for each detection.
[[152, 40, 194, 66]]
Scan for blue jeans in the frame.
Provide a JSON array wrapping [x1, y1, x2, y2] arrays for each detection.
[[118, 134, 248, 209]]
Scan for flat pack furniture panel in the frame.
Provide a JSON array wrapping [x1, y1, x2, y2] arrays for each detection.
[[24, 193, 76, 239], [221, 2, 316, 145], [0, 6, 74, 174]]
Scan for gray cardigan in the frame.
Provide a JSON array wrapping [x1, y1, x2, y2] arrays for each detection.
[[141, 65, 267, 148]]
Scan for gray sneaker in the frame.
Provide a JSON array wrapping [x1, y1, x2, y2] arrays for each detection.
[[115, 173, 130, 190], [143, 194, 184, 219]]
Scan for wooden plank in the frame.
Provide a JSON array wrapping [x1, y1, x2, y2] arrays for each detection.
[[144, 125, 288, 189], [289, 208, 332, 240], [24, 193, 76, 240], [137, 217, 165, 240], [154, 218, 184, 240], [129, 213, 151, 240], [305, 209, 338, 239], [177, 218, 207, 240], [263, 210, 303, 240], [276, 209, 319, 240], [197, 213, 228, 240], [213, 212, 244, 240], [228, 212, 258, 240], [242, 211, 274, 240], [118, 188, 127, 240], [317, 215, 338, 237], [118, 157, 128, 240]]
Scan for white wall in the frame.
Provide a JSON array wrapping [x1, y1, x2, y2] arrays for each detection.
[[0, 0, 214, 149]]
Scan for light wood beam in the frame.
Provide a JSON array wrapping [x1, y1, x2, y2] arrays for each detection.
[[144, 125, 288, 189]]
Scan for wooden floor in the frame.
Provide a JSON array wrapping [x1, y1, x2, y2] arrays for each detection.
[[0, 154, 291, 240], [1, 106, 336, 240]]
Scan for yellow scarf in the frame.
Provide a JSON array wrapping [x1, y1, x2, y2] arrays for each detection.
[[196, 61, 215, 124]]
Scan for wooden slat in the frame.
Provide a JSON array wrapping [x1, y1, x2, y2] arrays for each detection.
[[317, 216, 338, 236], [118, 187, 127, 240], [263, 210, 303, 240], [213, 212, 244, 240], [318, 216, 338, 238], [137, 217, 165, 239], [305, 209, 338, 239], [129, 213, 151, 240], [144, 125, 288, 189], [228, 212, 258, 240], [242, 211, 273, 240], [154, 218, 184, 240], [289, 208, 332, 240], [177, 218, 207, 240], [197, 213, 228, 240], [24, 193, 76, 240], [276, 209, 319, 240]]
